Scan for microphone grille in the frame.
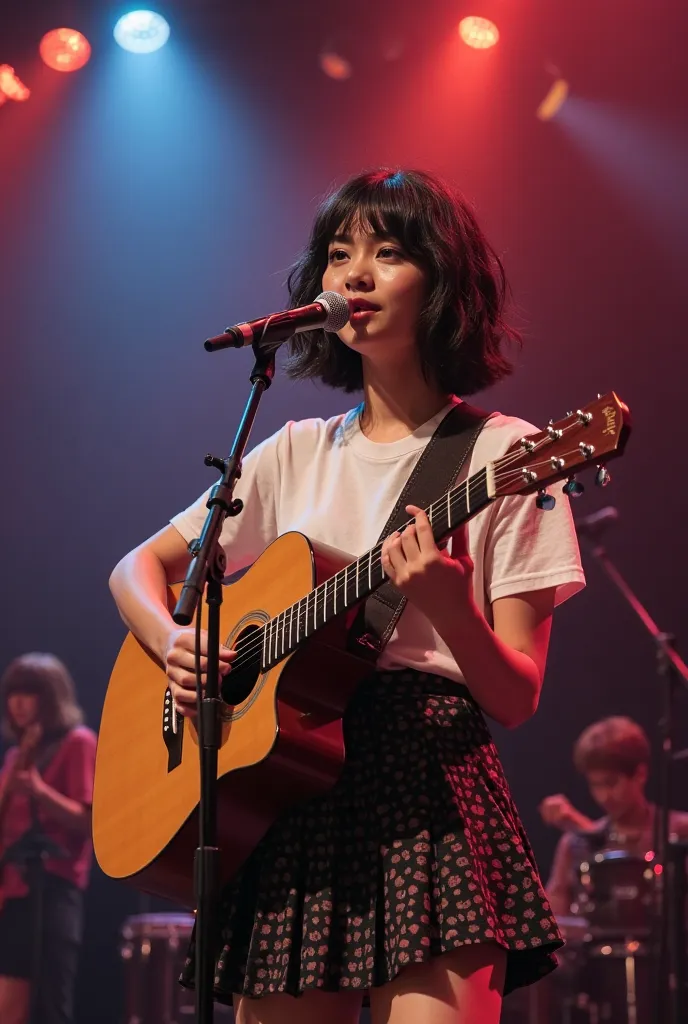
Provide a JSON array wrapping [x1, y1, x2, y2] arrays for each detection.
[[316, 291, 350, 332]]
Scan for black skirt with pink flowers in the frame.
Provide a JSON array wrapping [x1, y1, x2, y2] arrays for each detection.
[[181, 669, 562, 1003]]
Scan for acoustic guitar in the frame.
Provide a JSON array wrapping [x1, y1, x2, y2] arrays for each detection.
[[93, 392, 631, 905]]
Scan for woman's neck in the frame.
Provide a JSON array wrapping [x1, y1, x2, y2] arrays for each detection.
[[359, 362, 453, 443]]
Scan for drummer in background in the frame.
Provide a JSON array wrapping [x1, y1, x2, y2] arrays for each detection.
[[540, 715, 688, 917]]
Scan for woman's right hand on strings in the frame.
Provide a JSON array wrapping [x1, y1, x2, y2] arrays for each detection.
[[163, 628, 235, 717]]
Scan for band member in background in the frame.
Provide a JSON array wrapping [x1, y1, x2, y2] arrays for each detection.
[[109, 167, 585, 1024], [0, 653, 97, 1024], [541, 715, 688, 917]]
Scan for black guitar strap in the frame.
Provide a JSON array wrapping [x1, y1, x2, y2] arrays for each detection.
[[349, 401, 491, 658]]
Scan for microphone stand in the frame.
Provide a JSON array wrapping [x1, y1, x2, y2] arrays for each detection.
[[173, 337, 281, 1024], [584, 540, 688, 1024]]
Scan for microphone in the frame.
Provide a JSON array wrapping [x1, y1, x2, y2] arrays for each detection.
[[204, 291, 350, 352], [575, 506, 619, 538]]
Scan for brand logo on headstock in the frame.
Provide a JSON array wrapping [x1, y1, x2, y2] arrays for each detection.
[[601, 405, 617, 436]]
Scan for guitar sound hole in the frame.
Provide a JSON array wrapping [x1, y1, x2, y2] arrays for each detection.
[[221, 624, 262, 706]]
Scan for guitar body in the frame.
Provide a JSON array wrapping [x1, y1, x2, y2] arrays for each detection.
[[94, 392, 631, 907], [92, 532, 373, 906]]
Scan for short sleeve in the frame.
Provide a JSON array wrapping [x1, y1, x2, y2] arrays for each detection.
[[483, 483, 585, 608], [170, 427, 284, 576], [62, 729, 97, 806]]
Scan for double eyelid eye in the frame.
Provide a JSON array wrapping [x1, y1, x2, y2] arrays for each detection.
[[328, 245, 403, 263]]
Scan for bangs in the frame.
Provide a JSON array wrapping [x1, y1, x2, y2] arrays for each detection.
[[286, 166, 518, 396], [316, 172, 427, 260], [3, 675, 42, 697]]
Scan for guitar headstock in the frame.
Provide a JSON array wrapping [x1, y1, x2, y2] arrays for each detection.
[[494, 392, 631, 501]]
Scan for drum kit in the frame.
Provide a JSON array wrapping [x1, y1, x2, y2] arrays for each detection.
[[120, 851, 657, 1024], [503, 848, 657, 1024], [119, 913, 233, 1024]]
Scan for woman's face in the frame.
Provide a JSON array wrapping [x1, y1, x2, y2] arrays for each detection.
[[7, 692, 39, 731], [321, 221, 427, 363]]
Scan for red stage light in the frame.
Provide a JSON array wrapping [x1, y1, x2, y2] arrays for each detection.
[[319, 51, 352, 81], [0, 65, 31, 101], [459, 17, 500, 50], [40, 29, 91, 73]]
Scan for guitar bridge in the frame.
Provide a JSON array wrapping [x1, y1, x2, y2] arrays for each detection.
[[162, 687, 183, 772]]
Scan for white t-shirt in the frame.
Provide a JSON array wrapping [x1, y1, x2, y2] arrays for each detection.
[[170, 400, 585, 685]]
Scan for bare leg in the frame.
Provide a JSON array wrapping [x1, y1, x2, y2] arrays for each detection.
[[370, 943, 506, 1024], [234, 988, 363, 1024], [0, 976, 30, 1024]]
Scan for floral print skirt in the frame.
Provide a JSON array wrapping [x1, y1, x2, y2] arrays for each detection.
[[181, 669, 562, 1003]]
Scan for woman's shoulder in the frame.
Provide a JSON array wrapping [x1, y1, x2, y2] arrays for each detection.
[[269, 409, 357, 457], [473, 410, 541, 460], [60, 725, 97, 751]]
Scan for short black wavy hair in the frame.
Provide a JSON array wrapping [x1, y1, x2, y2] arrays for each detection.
[[285, 168, 520, 395]]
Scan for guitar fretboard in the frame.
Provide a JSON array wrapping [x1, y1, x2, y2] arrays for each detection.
[[256, 464, 494, 671]]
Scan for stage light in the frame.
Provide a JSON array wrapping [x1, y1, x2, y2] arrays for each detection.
[[459, 17, 499, 50], [0, 65, 31, 101], [319, 51, 352, 81], [40, 29, 91, 72], [537, 78, 569, 121], [114, 11, 170, 54]]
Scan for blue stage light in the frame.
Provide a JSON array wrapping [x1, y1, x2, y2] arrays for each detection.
[[114, 11, 170, 54]]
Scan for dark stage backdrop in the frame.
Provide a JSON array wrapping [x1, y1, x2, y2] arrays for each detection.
[[1, 0, 687, 1019]]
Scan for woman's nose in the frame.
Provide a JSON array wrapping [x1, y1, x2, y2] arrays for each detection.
[[345, 257, 374, 291]]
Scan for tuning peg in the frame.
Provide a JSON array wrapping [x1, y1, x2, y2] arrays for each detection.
[[595, 465, 611, 488], [563, 477, 585, 498], [536, 490, 556, 511]]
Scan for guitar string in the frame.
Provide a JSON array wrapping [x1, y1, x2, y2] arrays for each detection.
[[226, 426, 593, 675], [227, 427, 594, 674], [228, 442, 589, 676]]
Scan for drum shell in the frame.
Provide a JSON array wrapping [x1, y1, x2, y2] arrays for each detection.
[[119, 912, 233, 1023], [578, 851, 654, 938]]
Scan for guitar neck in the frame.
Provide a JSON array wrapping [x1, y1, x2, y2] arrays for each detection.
[[260, 464, 495, 670]]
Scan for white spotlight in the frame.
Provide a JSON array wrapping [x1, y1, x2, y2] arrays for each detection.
[[114, 11, 170, 54]]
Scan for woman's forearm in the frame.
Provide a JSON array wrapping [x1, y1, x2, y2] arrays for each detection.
[[429, 597, 541, 728], [35, 784, 91, 837], [109, 548, 178, 663]]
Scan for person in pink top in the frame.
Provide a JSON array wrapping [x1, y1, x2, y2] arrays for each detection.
[[0, 653, 97, 1024]]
